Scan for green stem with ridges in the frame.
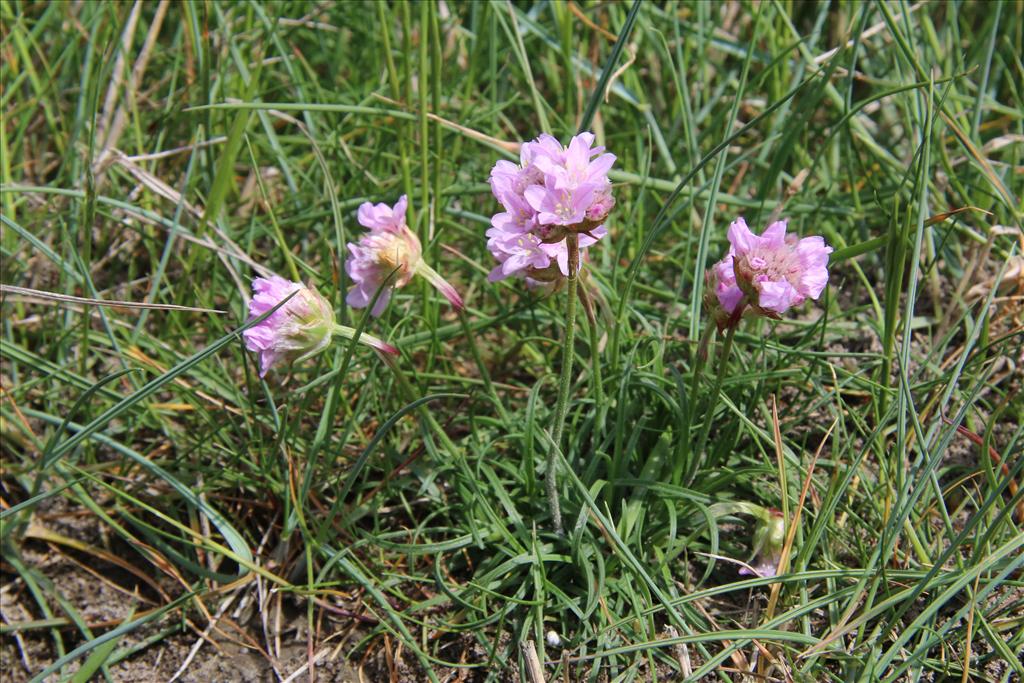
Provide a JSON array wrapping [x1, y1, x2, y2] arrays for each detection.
[[377, 1, 414, 203], [688, 319, 739, 484], [579, 286, 604, 434], [417, 0, 430, 234], [672, 321, 716, 486], [548, 233, 580, 535]]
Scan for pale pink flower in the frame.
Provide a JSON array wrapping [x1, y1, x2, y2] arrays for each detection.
[[243, 275, 396, 377], [487, 132, 616, 286], [520, 133, 566, 170], [486, 228, 552, 283], [705, 217, 831, 326], [533, 132, 615, 191], [726, 217, 832, 315], [489, 189, 538, 235], [346, 195, 463, 316], [524, 177, 597, 227]]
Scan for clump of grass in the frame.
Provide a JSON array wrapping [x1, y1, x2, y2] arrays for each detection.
[[2, 2, 1022, 681]]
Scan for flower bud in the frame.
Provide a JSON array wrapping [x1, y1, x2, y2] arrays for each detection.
[[584, 190, 615, 223], [739, 509, 786, 578], [703, 260, 746, 330]]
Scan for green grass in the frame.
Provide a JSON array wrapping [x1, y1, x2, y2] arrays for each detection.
[[2, 1, 1023, 681]]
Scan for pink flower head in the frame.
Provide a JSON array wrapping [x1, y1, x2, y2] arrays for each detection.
[[727, 217, 832, 315], [346, 195, 463, 316], [705, 217, 832, 326], [243, 275, 396, 377], [487, 132, 615, 287]]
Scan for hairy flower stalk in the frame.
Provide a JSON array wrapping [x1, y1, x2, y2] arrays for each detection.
[[548, 233, 579, 535], [346, 195, 463, 316], [488, 132, 616, 534], [243, 275, 397, 377]]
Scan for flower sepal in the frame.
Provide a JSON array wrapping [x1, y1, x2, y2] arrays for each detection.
[[414, 260, 465, 312], [708, 501, 787, 579], [537, 217, 607, 245]]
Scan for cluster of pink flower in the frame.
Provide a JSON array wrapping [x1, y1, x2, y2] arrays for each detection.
[[704, 217, 833, 331], [242, 131, 834, 377], [486, 133, 615, 288]]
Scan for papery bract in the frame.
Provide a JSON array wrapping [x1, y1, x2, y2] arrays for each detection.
[[738, 509, 786, 579]]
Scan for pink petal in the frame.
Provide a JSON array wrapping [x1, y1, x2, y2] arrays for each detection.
[[800, 267, 830, 300], [758, 280, 800, 314], [392, 195, 408, 225], [761, 220, 788, 247], [587, 153, 616, 179], [716, 283, 745, 314], [369, 288, 393, 317], [523, 185, 547, 213], [727, 217, 757, 255]]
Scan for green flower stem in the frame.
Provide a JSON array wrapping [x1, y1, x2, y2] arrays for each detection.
[[688, 320, 738, 484], [579, 286, 605, 433], [672, 321, 716, 486], [548, 233, 580, 535]]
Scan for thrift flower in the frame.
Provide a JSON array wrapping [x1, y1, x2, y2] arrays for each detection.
[[487, 132, 615, 286], [739, 509, 786, 579], [346, 195, 463, 316], [705, 217, 832, 327], [243, 275, 396, 377]]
